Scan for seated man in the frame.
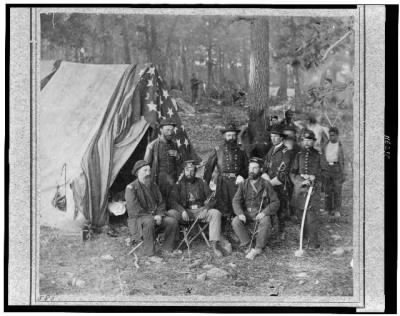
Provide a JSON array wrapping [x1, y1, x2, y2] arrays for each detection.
[[125, 160, 179, 257], [232, 157, 280, 260], [168, 160, 232, 257]]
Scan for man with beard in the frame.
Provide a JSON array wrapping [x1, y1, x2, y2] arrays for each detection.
[[262, 126, 292, 240], [125, 160, 179, 257], [290, 130, 323, 249], [232, 157, 280, 260], [282, 125, 302, 155], [144, 118, 183, 200], [203, 122, 248, 219], [168, 160, 232, 257]]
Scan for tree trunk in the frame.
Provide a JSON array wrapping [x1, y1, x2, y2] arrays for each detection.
[[120, 16, 131, 64], [99, 15, 110, 64], [242, 38, 249, 91], [278, 63, 288, 99], [165, 17, 179, 82], [207, 32, 213, 94], [248, 18, 270, 127], [181, 42, 190, 94], [293, 63, 301, 111]]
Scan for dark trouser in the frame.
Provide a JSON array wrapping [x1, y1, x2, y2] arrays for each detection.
[[323, 166, 343, 214], [192, 87, 198, 104], [133, 215, 179, 256], [215, 175, 238, 218], [272, 185, 287, 234], [294, 183, 321, 246], [232, 213, 272, 249], [157, 171, 177, 202]]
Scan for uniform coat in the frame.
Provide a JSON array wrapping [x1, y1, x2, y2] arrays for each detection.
[[203, 142, 248, 216]]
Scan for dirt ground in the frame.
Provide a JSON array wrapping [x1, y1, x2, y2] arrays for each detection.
[[39, 103, 354, 300]]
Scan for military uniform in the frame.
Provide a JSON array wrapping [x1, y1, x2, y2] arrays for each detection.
[[144, 119, 183, 200], [203, 141, 248, 217], [168, 176, 223, 242], [290, 131, 323, 247], [263, 141, 292, 234], [232, 177, 280, 249], [125, 160, 179, 256]]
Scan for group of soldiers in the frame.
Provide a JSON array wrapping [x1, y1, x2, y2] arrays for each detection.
[[125, 112, 346, 260]]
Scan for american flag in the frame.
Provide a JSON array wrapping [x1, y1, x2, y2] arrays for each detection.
[[137, 64, 198, 161]]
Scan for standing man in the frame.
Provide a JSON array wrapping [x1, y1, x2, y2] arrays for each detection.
[[203, 122, 248, 219], [190, 73, 201, 105], [262, 126, 292, 240], [232, 157, 280, 260], [321, 126, 345, 217], [290, 130, 323, 249], [282, 125, 302, 155], [303, 114, 329, 152], [280, 109, 297, 131], [144, 118, 183, 200], [168, 160, 232, 257], [125, 160, 179, 257]]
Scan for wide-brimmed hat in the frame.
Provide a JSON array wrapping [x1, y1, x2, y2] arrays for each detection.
[[159, 118, 177, 128], [269, 125, 285, 137], [131, 160, 150, 175], [220, 122, 240, 134], [183, 160, 199, 168], [302, 130, 316, 141], [249, 157, 264, 167]]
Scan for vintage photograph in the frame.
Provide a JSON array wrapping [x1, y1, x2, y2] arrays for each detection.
[[37, 8, 357, 303]]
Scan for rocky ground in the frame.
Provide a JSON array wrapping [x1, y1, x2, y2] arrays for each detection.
[[39, 102, 354, 300]]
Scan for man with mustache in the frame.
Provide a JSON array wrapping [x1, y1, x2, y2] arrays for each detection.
[[290, 130, 323, 249], [144, 118, 183, 200], [168, 160, 232, 257], [125, 160, 179, 257], [203, 122, 248, 219], [232, 157, 280, 260], [262, 125, 292, 240]]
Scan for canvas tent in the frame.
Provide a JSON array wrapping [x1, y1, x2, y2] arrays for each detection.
[[40, 61, 197, 231]]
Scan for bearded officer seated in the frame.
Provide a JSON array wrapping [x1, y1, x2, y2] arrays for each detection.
[[168, 160, 232, 257], [232, 157, 280, 260]]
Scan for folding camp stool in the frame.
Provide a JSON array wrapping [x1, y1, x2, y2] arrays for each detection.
[[176, 219, 211, 253]]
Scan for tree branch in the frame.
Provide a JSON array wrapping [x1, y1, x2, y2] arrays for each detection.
[[321, 30, 352, 61]]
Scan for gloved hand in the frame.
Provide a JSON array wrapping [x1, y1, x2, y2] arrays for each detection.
[[238, 214, 246, 223], [154, 215, 162, 225], [198, 209, 208, 220], [261, 173, 271, 182], [255, 212, 265, 221], [270, 177, 282, 186], [182, 211, 189, 222], [235, 175, 245, 185]]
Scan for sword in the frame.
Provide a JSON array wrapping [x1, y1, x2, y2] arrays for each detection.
[[295, 183, 314, 257]]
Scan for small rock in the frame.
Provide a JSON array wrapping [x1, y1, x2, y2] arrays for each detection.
[[188, 259, 203, 269], [75, 279, 86, 288], [332, 247, 345, 256], [315, 280, 320, 284], [101, 254, 114, 261], [228, 262, 237, 269], [148, 256, 163, 264], [202, 264, 215, 270], [196, 273, 207, 281], [234, 280, 248, 287], [296, 272, 308, 278], [206, 267, 230, 280], [298, 280, 305, 285]]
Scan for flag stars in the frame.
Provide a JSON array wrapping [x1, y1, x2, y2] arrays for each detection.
[[147, 79, 153, 87], [148, 67, 156, 75], [145, 92, 150, 100], [174, 126, 178, 134], [162, 89, 169, 99], [167, 107, 174, 118], [184, 138, 189, 148], [181, 125, 185, 132], [176, 138, 182, 148], [147, 101, 157, 112]]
